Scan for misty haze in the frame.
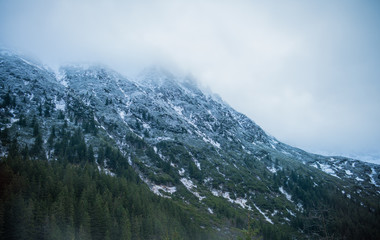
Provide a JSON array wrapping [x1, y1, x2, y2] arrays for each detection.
[[0, 0, 379, 239]]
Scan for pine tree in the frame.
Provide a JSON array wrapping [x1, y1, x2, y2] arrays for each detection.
[[33, 122, 40, 137], [48, 126, 56, 149], [97, 147, 105, 167], [87, 145, 95, 163], [31, 133, 44, 159], [1, 90, 11, 107]]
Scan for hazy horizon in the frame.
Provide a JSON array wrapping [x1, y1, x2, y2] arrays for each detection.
[[1, 0, 379, 163]]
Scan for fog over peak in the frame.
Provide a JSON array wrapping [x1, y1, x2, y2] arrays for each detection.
[[1, 0, 379, 163]]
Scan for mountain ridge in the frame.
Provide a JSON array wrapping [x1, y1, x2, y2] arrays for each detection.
[[1, 50, 379, 239]]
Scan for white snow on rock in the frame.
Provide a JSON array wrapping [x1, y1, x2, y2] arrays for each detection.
[[100, 125, 114, 139], [345, 170, 353, 176], [207, 208, 214, 214], [156, 136, 173, 141], [97, 166, 115, 177], [368, 168, 379, 187], [202, 136, 221, 149], [181, 178, 197, 189], [193, 192, 206, 201], [211, 189, 219, 197], [210, 189, 251, 210], [193, 158, 201, 170], [151, 185, 177, 196], [54, 97, 66, 111], [216, 167, 225, 177], [180, 178, 205, 201], [178, 168, 185, 176], [279, 186, 293, 202], [118, 110, 126, 120], [311, 162, 340, 178], [203, 177, 212, 184], [296, 203, 304, 212], [355, 176, 364, 182], [10, 117, 19, 124], [54, 70, 68, 87], [286, 208, 296, 217], [271, 210, 279, 216], [139, 173, 177, 198], [188, 152, 201, 170], [173, 105, 184, 116], [319, 163, 335, 175], [234, 198, 252, 210], [20, 57, 43, 71], [267, 165, 277, 173], [253, 204, 273, 224]]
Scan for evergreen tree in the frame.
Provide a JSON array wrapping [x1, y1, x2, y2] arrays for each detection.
[[31, 133, 44, 159], [33, 122, 40, 137], [87, 145, 95, 163], [1, 89, 12, 108]]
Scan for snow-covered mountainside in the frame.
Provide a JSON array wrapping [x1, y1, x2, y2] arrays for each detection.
[[1, 50, 379, 239]]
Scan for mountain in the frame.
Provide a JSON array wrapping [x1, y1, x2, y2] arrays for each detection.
[[1, 50, 379, 239]]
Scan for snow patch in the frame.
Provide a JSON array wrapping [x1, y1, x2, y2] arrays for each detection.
[[267, 165, 278, 174], [345, 170, 353, 176], [271, 210, 278, 216], [97, 166, 115, 177], [181, 178, 205, 201], [173, 105, 184, 116], [139, 173, 177, 198], [203, 177, 212, 184], [55, 70, 68, 88], [118, 110, 126, 120], [355, 177, 364, 182], [189, 152, 201, 170], [311, 162, 340, 178], [287, 208, 296, 217], [10, 118, 19, 124], [207, 208, 214, 214], [296, 203, 304, 212], [279, 187, 293, 202], [20, 57, 43, 71], [54, 97, 66, 111], [210, 189, 251, 210], [151, 185, 177, 196], [156, 136, 173, 141], [181, 178, 196, 189], [202, 136, 221, 149], [253, 204, 273, 224], [216, 167, 225, 177], [368, 168, 379, 187], [319, 163, 335, 175]]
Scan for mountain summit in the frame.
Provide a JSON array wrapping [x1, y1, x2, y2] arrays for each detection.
[[1, 51, 379, 239]]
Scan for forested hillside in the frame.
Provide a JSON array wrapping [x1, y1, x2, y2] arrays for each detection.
[[1, 50, 379, 239]]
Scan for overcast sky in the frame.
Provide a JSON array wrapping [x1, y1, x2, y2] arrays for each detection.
[[1, 0, 379, 163]]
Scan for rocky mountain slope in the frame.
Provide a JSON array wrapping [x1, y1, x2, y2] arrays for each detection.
[[1, 49, 379, 239]]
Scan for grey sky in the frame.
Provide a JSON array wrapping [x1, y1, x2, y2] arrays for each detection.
[[1, 0, 379, 163]]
